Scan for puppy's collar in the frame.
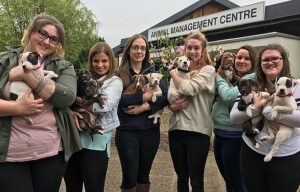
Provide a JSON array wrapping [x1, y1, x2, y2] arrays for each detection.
[[277, 92, 293, 97], [177, 67, 189, 73]]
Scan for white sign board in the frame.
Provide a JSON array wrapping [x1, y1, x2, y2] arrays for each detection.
[[148, 2, 265, 41]]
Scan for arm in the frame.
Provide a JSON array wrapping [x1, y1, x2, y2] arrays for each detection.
[[216, 75, 239, 103], [178, 65, 215, 96], [0, 89, 44, 117], [93, 77, 123, 113]]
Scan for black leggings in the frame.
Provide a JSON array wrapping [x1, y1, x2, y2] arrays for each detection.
[[169, 130, 210, 192], [240, 140, 300, 192], [64, 148, 108, 192], [115, 128, 160, 189], [0, 152, 66, 192]]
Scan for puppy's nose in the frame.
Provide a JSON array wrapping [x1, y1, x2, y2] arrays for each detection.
[[279, 89, 285, 95]]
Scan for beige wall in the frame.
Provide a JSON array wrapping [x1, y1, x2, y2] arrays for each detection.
[[209, 32, 300, 78]]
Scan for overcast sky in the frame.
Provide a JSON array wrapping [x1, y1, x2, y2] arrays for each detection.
[[81, 0, 289, 48]]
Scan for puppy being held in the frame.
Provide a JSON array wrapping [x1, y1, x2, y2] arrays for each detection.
[[10, 52, 58, 125], [261, 77, 297, 162], [238, 79, 270, 148], [168, 56, 191, 104], [215, 51, 238, 86], [145, 72, 164, 124]]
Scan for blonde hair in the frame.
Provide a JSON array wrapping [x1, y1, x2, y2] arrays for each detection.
[[184, 31, 213, 67], [21, 13, 65, 57]]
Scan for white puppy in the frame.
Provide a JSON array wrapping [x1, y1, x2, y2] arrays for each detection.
[[262, 77, 297, 162], [167, 56, 190, 103], [10, 52, 58, 124]]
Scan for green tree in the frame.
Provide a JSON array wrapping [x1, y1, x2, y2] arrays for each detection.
[[0, 0, 101, 68]]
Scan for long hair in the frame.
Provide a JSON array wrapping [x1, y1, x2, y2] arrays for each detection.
[[88, 42, 116, 81], [184, 31, 213, 68], [21, 13, 65, 57], [118, 34, 150, 89], [255, 44, 291, 93]]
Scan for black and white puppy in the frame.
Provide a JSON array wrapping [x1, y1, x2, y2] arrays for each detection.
[[10, 52, 58, 124], [262, 77, 297, 162]]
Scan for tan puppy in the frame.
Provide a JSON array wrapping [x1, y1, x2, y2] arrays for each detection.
[[215, 52, 237, 86]]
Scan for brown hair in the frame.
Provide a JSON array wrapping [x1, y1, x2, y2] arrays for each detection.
[[118, 34, 150, 89], [88, 42, 116, 81], [184, 31, 213, 67], [21, 13, 65, 57], [255, 44, 291, 94], [236, 45, 257, 74]]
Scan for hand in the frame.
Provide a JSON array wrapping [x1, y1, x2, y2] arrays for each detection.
[[169, 97, 190, 111], [252, 91, 263, 109], [143, 87, 153, 102], [9, 65, 25, 81], [17, 89, 44, 115], [71, 111, 83, 131], [123, 102, 150, 115]]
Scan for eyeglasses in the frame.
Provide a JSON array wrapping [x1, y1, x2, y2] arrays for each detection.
[[131, 45, 146, 52], [37, 29, 60, 45], [261, 57, 283, 64]]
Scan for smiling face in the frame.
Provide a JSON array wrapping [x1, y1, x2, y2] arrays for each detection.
[[129, 37, 147, 65], [185, 39, 203, 63], [92, 53, 111, 77], [27, 24, 60, 57], [235, 48, 253, 77], [261, 50, 284, 81]]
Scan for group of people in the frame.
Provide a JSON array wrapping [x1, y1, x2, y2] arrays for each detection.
[[0, 13, 299, 192]]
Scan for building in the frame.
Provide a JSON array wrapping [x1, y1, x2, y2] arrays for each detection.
[[114, 0, 300, 78]]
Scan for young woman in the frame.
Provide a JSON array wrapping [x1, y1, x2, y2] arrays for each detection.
[[0, 13, 81, 192], [212, 45, 257, 192], [230, 44, 300, 192], [116, 34, 168, 192], [64, 42, 123, 192], [167, 31, 215, 192]]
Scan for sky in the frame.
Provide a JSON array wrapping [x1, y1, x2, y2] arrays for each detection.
[[81, 0, 289, 48]]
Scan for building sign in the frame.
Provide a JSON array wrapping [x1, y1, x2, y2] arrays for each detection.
[[148, 2, 265, 41]]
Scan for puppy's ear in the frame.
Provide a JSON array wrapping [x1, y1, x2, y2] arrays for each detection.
[[248, 79, 256, 87], [145, 74, 151, 80]]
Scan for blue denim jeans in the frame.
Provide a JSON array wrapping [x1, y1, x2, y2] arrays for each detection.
[[169, 130, 210, 192], [240, 140, 300, 192], [213, 135, 247, 192]]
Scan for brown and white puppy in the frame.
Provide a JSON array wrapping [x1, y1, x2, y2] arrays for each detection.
[[262, 77, 297, 162], [10, 52, 58, 125], [167, 56, 191, 104], [123, 74, 147, 94], [215, 52, 237, 86]]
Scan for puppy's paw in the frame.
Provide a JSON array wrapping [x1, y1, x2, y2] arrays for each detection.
[[261, 136, 271, 142], [271, 111, 277, 120], [254, 143, 260, 149], [264, 154, 273, 162], [253, 128, 260, 134], [246, 107, 253, 117], [260, 92, 270, 98]]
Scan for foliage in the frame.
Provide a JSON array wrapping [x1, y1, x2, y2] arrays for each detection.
[[0, 0, 101, 69], [149, 34, 185, 85]]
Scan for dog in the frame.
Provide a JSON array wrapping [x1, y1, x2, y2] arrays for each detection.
[[215, 51, 238, 86], [261, 77, 297, 162], [238, 79, 270, 148], [123, 74, 147, 94], [10, 52, 58, 124], [167, 56, 191, 104], [74, 69, 107, 138], [145, 72, 164, 124]]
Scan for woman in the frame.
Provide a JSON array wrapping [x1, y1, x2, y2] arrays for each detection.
[[116, 34, 169, 192], [167, 31, 215, 192], [0, 13, 81, 192], [64, 42, 123, 192], [212, 45, 257, 192], [230, 44, 300, 192]]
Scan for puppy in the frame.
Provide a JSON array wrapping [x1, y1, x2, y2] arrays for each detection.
[[10, 52, 58, 124], [74, 69, 107, 137], [167, 56, 191, 104], [215, 52, 237, 86], [262, 77, 297, 162], [238, 79, 270, 148], [145, 72, 164, 124], [124, 74, 147, 94]]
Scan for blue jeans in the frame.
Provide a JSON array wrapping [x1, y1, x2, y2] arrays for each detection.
[[240, 140, 300, 192], [169, 130, 210, 192], [213, 135, 247, 192], [115, 128, 160, 189]]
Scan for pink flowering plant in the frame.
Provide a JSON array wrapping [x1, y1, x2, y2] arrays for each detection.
[[149, 34, 185, 85]]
